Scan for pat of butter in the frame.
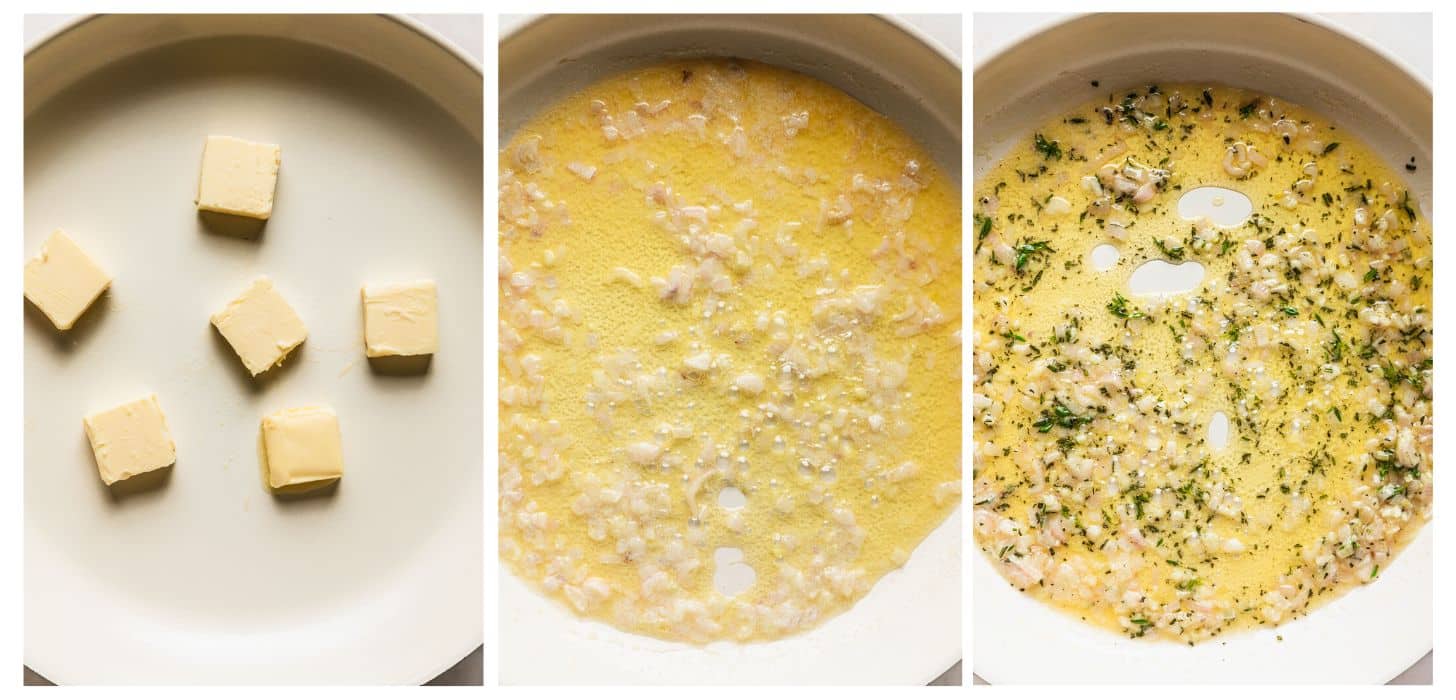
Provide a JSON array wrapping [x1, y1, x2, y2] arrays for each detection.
[[261, 406, 343, 491], [196, 135, 281, 220], [24, 230, 111, 331], [83, 394, 176, 486], [362, 280, 438, 357], [211, 277, 307, 376]]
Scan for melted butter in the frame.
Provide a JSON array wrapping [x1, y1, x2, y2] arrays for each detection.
[[973, 84, 1432, 641], [500, 60, 961, 642]]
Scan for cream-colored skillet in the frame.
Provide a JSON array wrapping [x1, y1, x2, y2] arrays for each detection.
[[972, 12, 1431, 684], [499, 13, 965, 685]]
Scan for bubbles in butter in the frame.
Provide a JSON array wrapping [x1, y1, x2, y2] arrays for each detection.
[[499, 59, 962, 643]]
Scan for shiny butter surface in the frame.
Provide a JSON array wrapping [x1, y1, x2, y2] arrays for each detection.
[[499, 59, 962, 642], [261, 406, 344, 491]]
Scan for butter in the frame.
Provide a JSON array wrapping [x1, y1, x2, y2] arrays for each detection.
[[261, 406, 343, 491], [83, 394, 176, 486], [362, 280, 438, 357], [211, 277, 307, 376], [24, 230, 111, 331], [196, 135, 281, 220]]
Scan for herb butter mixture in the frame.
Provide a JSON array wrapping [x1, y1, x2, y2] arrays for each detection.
[[500, 60, 961, 643], [973, 84, 1432, 642]]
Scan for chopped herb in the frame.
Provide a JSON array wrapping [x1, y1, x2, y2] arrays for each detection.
[[1154, 238, 1186, 260], [1400, 190, 1417, 220], [1322, 142, 1341, 155], [1108, 293, 1145, 319], [1325, 329, 1345, 363], [1014, 240, 1054, 272], [1033, 133, 1063, 160], [1032, 401, 1093, 433]]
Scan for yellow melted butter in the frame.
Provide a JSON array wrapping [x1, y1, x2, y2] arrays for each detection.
[[973, 84, 1432, 641], [500, 60, 961, 642]]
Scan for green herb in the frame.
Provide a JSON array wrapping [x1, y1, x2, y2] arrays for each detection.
[[1281, 306, 1298, 317], [1325, 329, 1345, 363], [1154, 238, 1186, 260], [1108, 293, 1145, 319], [1032, 401, 1092, 433], [1033, 133, 1063, 160], [1322, 142, 1341, 155], [1014, 240, 1054, 272], [1401, 190, 1417, 220], [1238, 99, 1260, 118]]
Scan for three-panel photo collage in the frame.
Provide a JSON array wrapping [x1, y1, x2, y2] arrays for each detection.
[[17, 9, 1437, 688]]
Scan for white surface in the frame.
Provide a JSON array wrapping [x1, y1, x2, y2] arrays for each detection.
[[500, 14, 963, 61], [23, 15, 483, 684], [497, 14, 962, 685], [503, 511, 961, 686], [973, 13, 1433, 82], [972, 12, 1432, 685]]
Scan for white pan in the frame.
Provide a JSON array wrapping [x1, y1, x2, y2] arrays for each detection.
[[25, 14, 483, 684], [499, 14, 962, 685], [973, 12, 1432, 685]]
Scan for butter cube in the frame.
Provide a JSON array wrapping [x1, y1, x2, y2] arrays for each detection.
[[24, 230, 111, 331], [196, 135, 281, 220], [362, 280, 438, 357], [83, 394, 176, 486], [261, 406, 343, 491], [211, 277, 307, 376]]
